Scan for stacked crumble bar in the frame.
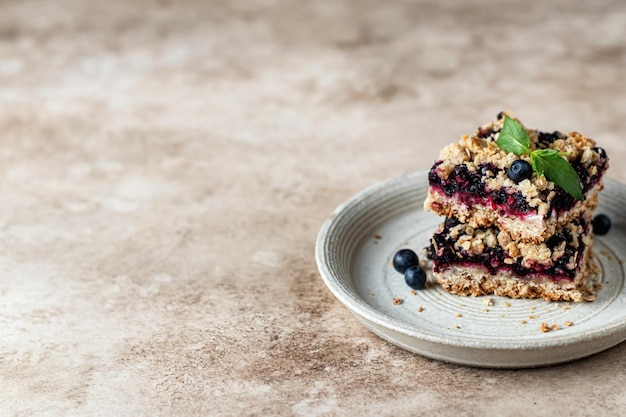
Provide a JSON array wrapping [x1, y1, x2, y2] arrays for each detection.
[[424, 113, 609, 301]]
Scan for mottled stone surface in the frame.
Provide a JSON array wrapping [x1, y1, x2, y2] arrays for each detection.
[[1, 0, 625, 415]]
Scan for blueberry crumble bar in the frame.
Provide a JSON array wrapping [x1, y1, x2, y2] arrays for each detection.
[[424, 113, 608, 301], [424, 113, 609, 243], [428, 215, 597, 302]]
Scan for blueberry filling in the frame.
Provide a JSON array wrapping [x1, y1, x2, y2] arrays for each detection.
[[428, 163, 531, 216], [593, 146, 606, 158], [476, 125, 501, 140], [536, 130, 566, 148], [429, 217, 589, 281]]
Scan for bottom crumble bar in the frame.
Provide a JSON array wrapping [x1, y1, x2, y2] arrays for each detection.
[[428, 215, 598, 302]]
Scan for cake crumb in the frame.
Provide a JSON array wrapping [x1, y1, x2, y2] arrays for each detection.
[[503, 302, 511, 307], [565, 321, 573, 327], [455, 325, 461, 329], [482, 297, 494, 306], [411, 290, 416, 296], [530, 306, 536, 312], [392, 297, 403, 305], [521, 320, 527, 325], [374, 234, 382, 240], [455, 313, 462, 318], [481, 308, 489, 313], [529, 315, 539, 319], [551, 324, 560, 331], [418, 306, 424, 313], [540, 323, 551, 333]]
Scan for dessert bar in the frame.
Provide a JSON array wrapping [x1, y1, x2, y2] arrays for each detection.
[[428, 215, 597, 302]]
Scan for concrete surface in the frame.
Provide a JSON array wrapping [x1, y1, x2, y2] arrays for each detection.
[[0, 0, 625, 415]]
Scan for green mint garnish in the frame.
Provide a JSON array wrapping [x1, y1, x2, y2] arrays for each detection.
[[530, 149, 584, 201], [495, 116, 584, 201], [497, 116, 531, 155]]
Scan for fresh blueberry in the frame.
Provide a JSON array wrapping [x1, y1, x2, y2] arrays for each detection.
[[507, 159, 533, 183], [404, 265, 427, 290], [444, 217, 460, 229], [592, 214, 612, 235], [393, 249, 419, 274]]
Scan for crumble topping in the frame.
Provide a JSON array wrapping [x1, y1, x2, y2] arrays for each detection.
[[437, 113, 604, 182]]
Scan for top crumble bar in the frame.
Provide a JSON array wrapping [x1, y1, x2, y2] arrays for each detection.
[[424, 112, 609, 243]]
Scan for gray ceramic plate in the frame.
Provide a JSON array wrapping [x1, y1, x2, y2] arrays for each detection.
[[315, 171, 626, 368]]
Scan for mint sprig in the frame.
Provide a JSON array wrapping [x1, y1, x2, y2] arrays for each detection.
[[496, 116, 584, 201], [497, 116, 531, 154], [531, 149, 584, 200]]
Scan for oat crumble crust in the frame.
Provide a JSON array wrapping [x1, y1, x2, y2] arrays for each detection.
[[424, 113, 608, 243]]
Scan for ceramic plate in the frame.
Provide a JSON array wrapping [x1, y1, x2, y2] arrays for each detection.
[[315, 171, 626, 368]]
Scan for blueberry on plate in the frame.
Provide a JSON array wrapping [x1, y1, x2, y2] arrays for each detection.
[[404, 265, 427, 290], [592, 214, 612, 235], [507, 159, 533, 183], [393, 249, 419, 274]]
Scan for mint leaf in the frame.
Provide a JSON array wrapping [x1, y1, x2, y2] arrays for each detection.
[[497, 116, 531, 155], [530, 149, 583, 201]]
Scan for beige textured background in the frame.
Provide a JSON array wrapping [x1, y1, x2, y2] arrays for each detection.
[[1, 0, 625, 415]]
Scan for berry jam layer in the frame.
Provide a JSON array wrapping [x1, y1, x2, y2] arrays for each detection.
[[424, 114, 609, 242], [428, 216, 592, 283]]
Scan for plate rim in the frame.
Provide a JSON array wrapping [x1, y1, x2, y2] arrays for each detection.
[[315, 171, 626, 355]]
